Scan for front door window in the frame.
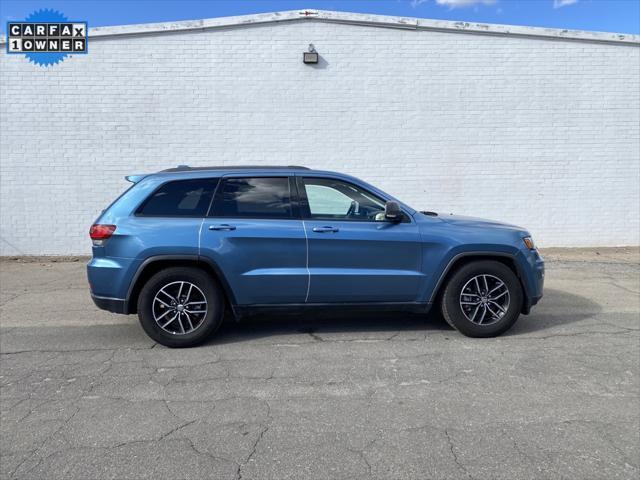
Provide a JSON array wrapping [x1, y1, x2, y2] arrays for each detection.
[[302, 177, 386, 222]]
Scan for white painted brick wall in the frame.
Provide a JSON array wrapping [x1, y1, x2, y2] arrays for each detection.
[[1, 18, 639, 255]]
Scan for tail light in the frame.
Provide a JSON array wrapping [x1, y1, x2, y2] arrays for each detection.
[[90, 224, 116, 246]]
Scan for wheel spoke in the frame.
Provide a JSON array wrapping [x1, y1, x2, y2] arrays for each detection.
[[486, 303, 500, 319], [155, 309, 172, 322], [490, 290, 508, 301], [183, 312, 194, 331], [155, 298, 173, 309], [176, 313, 186, 334], [477, 305, 487, 324], [489, 300, 506, 313], [459, 274, 510, 326], [488, 282, 505, 295], [158, 288, 176, 303], [161, 313, 178, 328], [184, 283, 194, 303], [153, 281, 208, 335]]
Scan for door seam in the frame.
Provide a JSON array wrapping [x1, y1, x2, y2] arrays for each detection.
[[197, 218, 205, 255], [302, 220, 311, 303]]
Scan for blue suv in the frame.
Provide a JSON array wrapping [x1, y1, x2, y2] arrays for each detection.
[[88, 166, 544, 347]]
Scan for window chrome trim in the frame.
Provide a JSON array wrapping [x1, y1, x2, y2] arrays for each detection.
[[296, 176, 412, 224]]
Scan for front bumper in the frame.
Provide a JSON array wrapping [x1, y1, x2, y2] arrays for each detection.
[[91, 293, 127, 314], [521, 251, 544, 314]]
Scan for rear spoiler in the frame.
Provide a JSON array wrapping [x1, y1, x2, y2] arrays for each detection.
[[125, 174, 147, 184]]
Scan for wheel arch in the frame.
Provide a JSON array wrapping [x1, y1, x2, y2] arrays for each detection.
[[429, 252, 530, 313], [125, 255, 237, 315]]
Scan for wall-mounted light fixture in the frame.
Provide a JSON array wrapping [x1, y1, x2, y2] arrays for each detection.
[[303, 44, 318, 64]]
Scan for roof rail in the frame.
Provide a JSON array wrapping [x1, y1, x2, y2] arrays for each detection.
[[161, 165, 310, 172]]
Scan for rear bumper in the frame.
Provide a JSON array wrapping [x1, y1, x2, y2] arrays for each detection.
[[87, 255, 140, 314], [91, 293, 127, 314], [87, 256, 139, 297]]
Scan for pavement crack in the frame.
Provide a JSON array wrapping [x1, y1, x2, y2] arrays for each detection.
[[237, 424, 270, 479], [300, 328, 325, 342], [181, 435, 238, 470], [157, 419, 197, 441], [7, 449, 37, 479], [602, 281, 640, 296], [13, 403, 81, 478], [0, 273, 81, 307], [598, 321, 640, 333], [569, 420, 639, 469], [445, 429, 472, 480], [112, 439, 154, 449], [1, 345, 155, 356], [508, 330, 636, 341], [386, 331, 401, 341], [346, 446, 372, 476]]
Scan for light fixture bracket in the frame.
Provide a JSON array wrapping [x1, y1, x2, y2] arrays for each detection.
[[303, 43, 318, 64]]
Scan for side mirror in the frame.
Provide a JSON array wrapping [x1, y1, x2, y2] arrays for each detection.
[[384, 201, 402, 222]]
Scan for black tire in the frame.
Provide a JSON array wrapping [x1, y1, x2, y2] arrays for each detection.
[[137, 267, 224, 348], [441, 260, 523, 338]]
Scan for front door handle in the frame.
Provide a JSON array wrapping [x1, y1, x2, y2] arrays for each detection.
[[209, 224, 236, 231], [312, 226, 339, 233]]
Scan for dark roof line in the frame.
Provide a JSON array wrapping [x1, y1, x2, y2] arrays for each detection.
[[161, 165, 310, 173]]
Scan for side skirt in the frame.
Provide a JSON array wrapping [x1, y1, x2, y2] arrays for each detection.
[[233, 302, 432, 319]]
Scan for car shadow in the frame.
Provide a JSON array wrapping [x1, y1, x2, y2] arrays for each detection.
[[205, 288, 602, 346], [504, 287, 602, 336], [205, 310, 447, 346]]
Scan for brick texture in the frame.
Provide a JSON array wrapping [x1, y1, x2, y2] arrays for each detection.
[[1, 20, 639, 254]]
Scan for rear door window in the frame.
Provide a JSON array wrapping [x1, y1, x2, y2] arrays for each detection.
[[137, 179, 217, 217], [212, 177, 293, 219]]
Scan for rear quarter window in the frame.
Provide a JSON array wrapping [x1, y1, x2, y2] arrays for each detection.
[[136, 179, 218, 217]]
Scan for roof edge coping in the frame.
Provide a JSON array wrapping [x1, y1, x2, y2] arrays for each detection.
[[1, 9, 638, 46]]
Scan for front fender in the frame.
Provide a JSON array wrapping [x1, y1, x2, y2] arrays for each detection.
[[421, 245, 526, 304]]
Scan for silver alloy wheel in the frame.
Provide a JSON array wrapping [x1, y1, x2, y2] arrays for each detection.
[[459, 274, 510, 326], [152, 281, 207, 335]]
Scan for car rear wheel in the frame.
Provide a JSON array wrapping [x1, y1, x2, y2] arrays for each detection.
[[441, 260, 523, 337], [137, 267, 224, 347]]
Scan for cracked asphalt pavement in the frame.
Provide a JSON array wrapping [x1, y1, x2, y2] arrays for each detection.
[[1, 248, 638, 479]]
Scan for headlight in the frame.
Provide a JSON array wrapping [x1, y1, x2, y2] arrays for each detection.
[[523, 236, 536, 250]]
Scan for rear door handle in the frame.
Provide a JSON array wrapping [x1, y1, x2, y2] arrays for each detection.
[[209, 224, 236, 231], [312, 226, 339, 233]]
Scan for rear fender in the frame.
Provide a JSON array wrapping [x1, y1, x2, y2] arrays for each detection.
[[124, 255, 237, 315]]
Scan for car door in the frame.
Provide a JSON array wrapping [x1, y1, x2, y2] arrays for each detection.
[[199, 175, 308, 305], [297, 175, 425, 303]]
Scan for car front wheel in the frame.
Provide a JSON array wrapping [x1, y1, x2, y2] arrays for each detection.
[[441, 260, 523, 337], [137, 267, 224, 347]]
